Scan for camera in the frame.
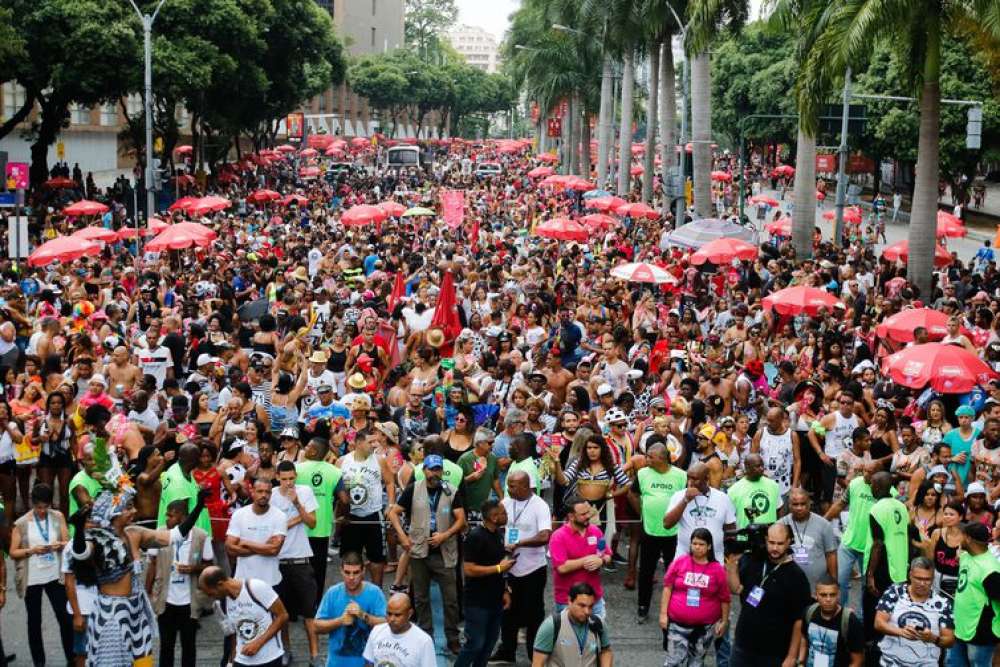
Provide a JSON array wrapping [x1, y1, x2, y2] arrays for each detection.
[[724, 506, 771, 559]]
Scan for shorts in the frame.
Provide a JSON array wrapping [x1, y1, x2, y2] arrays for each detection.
[[0, 460, 15, 476], [276, 561, 318, 618], [235, 659, 283, 667], [39, 450, 75, 470], [340, 511, 386, 564]]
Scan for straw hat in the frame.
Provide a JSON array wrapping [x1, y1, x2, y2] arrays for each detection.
[[426, 328, 445, 348]]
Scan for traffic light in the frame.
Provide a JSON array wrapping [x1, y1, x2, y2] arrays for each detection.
[[967, 106, 983, 150]]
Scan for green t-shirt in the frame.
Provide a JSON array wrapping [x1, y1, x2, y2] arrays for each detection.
[[68, 470, 102, 535], [157, 463, 211, 533], [414, 458, 464, 490], [296, 460, 343, 538], [727, 476, 782, 529], [953, 550, 1000, 641], [458, 450, 499, 512], [507, 457, 540, 491], [636, 465, 687, 536], [842, 476, 890, 552], [863, 497, 910, 584]]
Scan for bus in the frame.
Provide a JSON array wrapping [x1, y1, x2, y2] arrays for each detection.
[[384, 145, 429, 173]]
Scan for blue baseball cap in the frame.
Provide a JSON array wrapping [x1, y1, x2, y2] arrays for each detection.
[[423, 455, 444, 469]]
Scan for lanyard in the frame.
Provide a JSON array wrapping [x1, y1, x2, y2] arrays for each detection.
[[759, 559, 788, 589], [33, 513, 50, 544], [511, 499, 528, 526], [791, 518, 810, 545]]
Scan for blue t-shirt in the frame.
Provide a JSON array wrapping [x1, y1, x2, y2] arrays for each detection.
[[316, 581, 387, 667]]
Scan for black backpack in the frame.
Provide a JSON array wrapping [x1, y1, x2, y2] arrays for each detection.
[[803, 603, 853, 652], [550, 610, 603, 645]]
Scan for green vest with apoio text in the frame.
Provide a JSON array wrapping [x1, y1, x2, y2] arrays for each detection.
[[953, 550, 1000, 641], [637, 465, 687, 536], [863, 497, 909, 584], [296, 460, 342, 538], [157, 463, 211, 534]]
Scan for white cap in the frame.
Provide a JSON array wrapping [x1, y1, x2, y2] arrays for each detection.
[[197, 354, 220, 367], [966, 481, 988, 496], [597, 383, 614, 396], [90, 374, 107, 388]]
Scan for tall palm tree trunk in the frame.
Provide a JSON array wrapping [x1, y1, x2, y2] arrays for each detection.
[[560, 100, 571, 174], [659, 41, 676, 217], [597, 55, 614, 187], [617, 52, 635, 197], [908, 19, 941, 298], [792, 125, 816, 258], [569, 95, 581, 175], [642, 43, 660, 203], [691, 51, 712, 217], [582, 111, 592, 179]]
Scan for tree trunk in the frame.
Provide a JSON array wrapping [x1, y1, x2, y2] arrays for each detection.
[[643, 42, 660, 203], [792, 125, 816, 258], [29, 99, 68, 189], [597, 54, 614, 188], [659, 42, 676, 217], [572, 93, 584, 176], [561, 99, 571, 175], [691, 50, 712, 217], [617, 51, 635, 197], [907, 18, 941, 298], [581, 107, 592, 179], [537, 116, 547, 154]]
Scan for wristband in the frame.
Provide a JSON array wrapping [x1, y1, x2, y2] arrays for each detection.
[[496, 564, 502, 574]]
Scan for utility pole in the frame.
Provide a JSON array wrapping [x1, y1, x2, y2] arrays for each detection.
[[127, 0, 167, 223], [833, 67, 851, 246]]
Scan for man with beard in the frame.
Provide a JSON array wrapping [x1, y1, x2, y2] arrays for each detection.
[[226, 477, 288, 589], [699, 363, 735, 417], [313, 552, 387, 667]]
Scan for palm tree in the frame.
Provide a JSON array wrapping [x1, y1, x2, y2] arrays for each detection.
[[642, 44, 661, 202], [806, 0, 1000, 296]]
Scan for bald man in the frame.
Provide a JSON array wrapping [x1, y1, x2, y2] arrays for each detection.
[[779, 488, 837, 591], [362, 593, 437, 667], [663, 462, 736, 563], [105, 345, 142, 401]]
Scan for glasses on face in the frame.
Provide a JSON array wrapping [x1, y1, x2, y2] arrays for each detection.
[[839, 399, 853, 405]]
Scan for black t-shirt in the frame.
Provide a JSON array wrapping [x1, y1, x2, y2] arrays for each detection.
[[161, 331, 186, 376], [462, 525, 506, 606], [735, 554, 813, 657], [803, 606, 864, 666]]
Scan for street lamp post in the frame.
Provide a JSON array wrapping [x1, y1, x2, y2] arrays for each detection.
[[127, 0, 167, 225]]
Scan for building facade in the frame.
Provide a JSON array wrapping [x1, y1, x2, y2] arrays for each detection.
[[445, 25, 501, 74]]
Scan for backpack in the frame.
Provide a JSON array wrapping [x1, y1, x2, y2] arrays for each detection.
[[550, 609, 603, 647], [804, 603, 853, 652]]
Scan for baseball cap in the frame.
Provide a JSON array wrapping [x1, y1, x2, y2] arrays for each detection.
[[423, 454, 444, 469], [966, 481, 988, 496], [597, 383, 613, 397], [280, 426, 300, 440], [197, 354, 220, 367]]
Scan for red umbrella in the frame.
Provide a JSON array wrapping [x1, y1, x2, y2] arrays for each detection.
[[710, 171, 732, 182], [300, 148, 318, 158], [539, 174, 571, 188], [586, 196, 627, 212], [71, 226, 119, 244], [429, 271, 462, 344], [341, 204, 387, 226], [875, 308, 954, 343], [765, 217, 792, 236], [565, 178, 595, 191], [281, 194, 310, 208], [535, 218, 589, 242], [247, 189, 282, 204], [350, 137, 369, 148], [762, 286, 842, 316], [379, 201, 406, 217], [324, 146, 345, 157], [882, 343, 996, 393], [748, 195, 780, 207], [117, 218, 170, 240], [299, 166, 321, 179], [615, 202, 659, 220], [581, 213, 619, 232], [535, 154, 559, 164], [169, 196, 200, 212], [145, 224, 214, 251], [187, 196, 231, 217], [63, 200, 109, 216], [690, 238, 759, 265], [174, 145, 194, 155], [630, 165, 644, 176], [609, 262, 677, 284], [527, 166, 554, 178], [881, 240, 952, 268], [28, 236, 101, 267], [173, 221, 217, 240], [43, 177, 77, 189], [275, 144, 297, 153], [822, 207, 863, 224], [936, 211, 967, 238], [772, 165, 795, 177]]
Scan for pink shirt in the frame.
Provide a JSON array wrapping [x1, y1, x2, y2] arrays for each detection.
[[549, 523, 611, 604], [664, 554, 730, 626]]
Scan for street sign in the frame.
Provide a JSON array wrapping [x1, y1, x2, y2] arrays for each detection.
[[56, 141, 65, 160], [5, 162, 28, 190], [967, 106, 983, 150], [7, 216, 28, 259], [0, 193, 15, 207], [816, 154, 837, 172]]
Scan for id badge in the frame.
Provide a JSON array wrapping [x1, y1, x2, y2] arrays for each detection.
[[170, 563, 186, 585], [685, 588, 701, 607], [506, 527, 520, 545], [40, 552, 56, 564], [746, 585, 765, 607], [814, 654, 831, 667], [793, 545, 809, 566]]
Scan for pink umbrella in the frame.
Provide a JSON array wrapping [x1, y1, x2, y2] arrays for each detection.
[[822, 207, 863, 224], [174, 145, 194, 156], [275, 144, 297, 153], [882, 343, 996, 393], [527, 166, 554, 178], [299, 166, 321, 179], [765, 218, 792, 237], [173, 221, 217, 240], [710, 171, 732, 182], [534, 218, 589, 242], [748, 195, 780, 207], [882, 240, 952, 268], [324, 146, 345, 157], [763, 286, 842, 315], [28, 236, 101, 267], [616, 202, 659, 220], [536, 154, 559, 164], [586, 196, 627, 212], [690, 238, 759, 265], [71, 226, 120, 244], [629, 165, 644, 176], [247, 189, 282, 204], [341, 204, 387, 226], [117, 218, 170, 240], [379, 201, 406, 217], [145, 225, 215, 251], [186, 196, 231, 217], [565, 178, 595, 191], [63, 200, 109, 216], [169, 196, 200, 212], [581, 213, 619, 233], [300, 148, 318, 157], [936, 211, 967, 238]]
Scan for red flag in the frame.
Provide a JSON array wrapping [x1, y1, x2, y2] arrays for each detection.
[[430, 271, 462, 356], [387, 271, 405, 313], [470, 218, 479, 253]]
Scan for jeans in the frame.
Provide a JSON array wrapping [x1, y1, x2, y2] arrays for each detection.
[[25, 579, 74, 665], [497, 566, 547, 661], [410, 551, 460, 644], [638, 533, 677, 612], [555, 597, 606, 621], [158, 603, 198, 667], [454, 604, 504, 667], [308, 535, 330, 611], [837, 543, 864, 611], [946, 641, 997, 667]]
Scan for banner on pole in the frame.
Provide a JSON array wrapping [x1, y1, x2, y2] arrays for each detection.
[[286, 112, 304, 140], [441, 190, 465, 229], [815, 155, 837, 172], [4, 162, 28, 190], [547, 117, 562, 138]]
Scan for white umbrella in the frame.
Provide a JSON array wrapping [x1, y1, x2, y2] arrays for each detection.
[[665, 218, 758, 249], [610, 262, 678, 284]]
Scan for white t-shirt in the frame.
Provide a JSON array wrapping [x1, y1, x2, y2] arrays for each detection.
[[148, 527, 214, 606], [308, 248, 323, 277], [270, 485, 318, 559], [667, 488, 737, 563], [26, 514, 61, 586], [127, 406, 160, 433], [137, 345, 172, 389], [229, 579, 285, 665], [303, 369, 338, 409], [500, 494, 552, 577], [226, 505, 288, 586], [362, 623, 437, 667], [62, 549, 96, 616]]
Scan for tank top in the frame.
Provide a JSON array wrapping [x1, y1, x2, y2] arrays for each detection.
[[340, 452, 384, 517], [827, 411, 859, 459], [758, 427, 794, 494], [326, 349, 347, 373], [934, 533, 960, 578]]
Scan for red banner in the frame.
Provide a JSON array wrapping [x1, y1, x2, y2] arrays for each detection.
[[286, 112, 304, 140], [847, 154, 875, 174], [441, 190, 465, 229], [815, 154, 837, 172], [547, 117, 562, 138]]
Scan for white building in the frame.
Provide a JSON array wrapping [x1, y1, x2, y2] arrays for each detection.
[[445, 25, 501, 73]]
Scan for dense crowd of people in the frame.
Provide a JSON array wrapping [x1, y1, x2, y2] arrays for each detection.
[[0, 137, 997, 667]]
